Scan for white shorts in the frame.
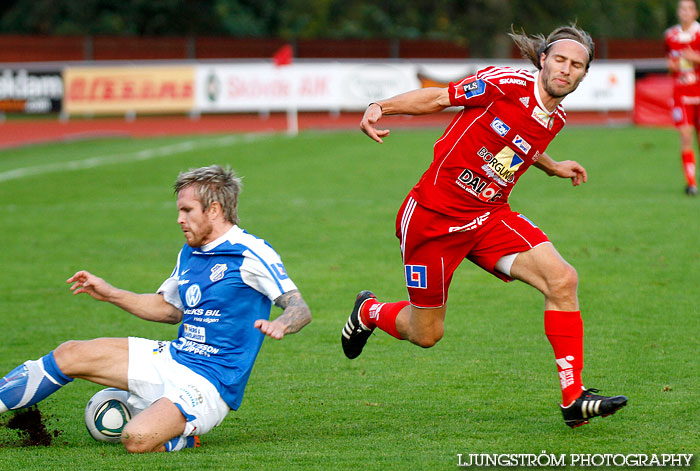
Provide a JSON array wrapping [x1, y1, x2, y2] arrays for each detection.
[[127, 337, 230, 436]]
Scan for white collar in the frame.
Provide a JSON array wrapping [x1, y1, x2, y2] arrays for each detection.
[[200, 224, 239, 252], [532, 70, 555, 114]]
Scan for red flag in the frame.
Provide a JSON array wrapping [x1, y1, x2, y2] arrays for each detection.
[[273, 44, 293, 66]]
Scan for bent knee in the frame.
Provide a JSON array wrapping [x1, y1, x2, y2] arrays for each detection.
[[121, 427, 160, 454], [53, 338, 118, 377], [53, 340, 86, 372], [546, 264, 578, 296], [122, 436, 155, 454], [411, 329, 444, 348]]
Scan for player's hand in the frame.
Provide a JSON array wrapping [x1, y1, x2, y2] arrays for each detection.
[[254, 319, 286, 340], [360, 103, 390, 143], [66, 270, 114, 302], [554, 160, 587, 186]]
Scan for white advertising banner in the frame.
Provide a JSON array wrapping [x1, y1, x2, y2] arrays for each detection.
[[195, 63, 420, 112], [195, 60, 634, 113]]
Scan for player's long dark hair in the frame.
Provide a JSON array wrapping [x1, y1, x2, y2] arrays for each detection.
[[509, 24, 594, 71]]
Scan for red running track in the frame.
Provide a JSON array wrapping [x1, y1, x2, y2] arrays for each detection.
[[0, 111, 633, 149]]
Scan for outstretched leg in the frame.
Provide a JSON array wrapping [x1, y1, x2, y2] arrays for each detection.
[[509, 242, 627, 427], [0, 338, 127, 413]]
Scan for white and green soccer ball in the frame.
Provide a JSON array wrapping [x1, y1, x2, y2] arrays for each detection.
[[84, 388, 134, 443]]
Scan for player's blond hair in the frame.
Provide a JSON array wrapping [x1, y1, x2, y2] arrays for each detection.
[[509, 24, 594, 71], [174, 165, 242, 225]]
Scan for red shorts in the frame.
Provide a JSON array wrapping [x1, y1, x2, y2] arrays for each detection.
[[396, 195, 549, 308], [672, 90, 700, 127]]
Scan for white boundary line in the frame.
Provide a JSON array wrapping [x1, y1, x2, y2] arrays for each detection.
[[0, 133, 270, 183]]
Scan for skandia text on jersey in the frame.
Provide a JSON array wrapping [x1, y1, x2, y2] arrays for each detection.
[[499, 78, 527, 86]]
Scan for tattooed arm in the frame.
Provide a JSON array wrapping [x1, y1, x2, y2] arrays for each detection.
[[254, 289, 312, 340]]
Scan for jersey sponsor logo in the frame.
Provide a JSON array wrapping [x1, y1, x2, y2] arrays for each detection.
[[479, 146, 524, 185], [185, 284, 201, 307], [173, 338, 219, 357], [448, 211, 491, 233], [271, 262, 289, 280], [490, 117, 510, 137], [462, 79, 486, 98], [456, 168, 504, 202], [512, 134, 531, 154], [519, 96, 530, 108], [180, 268, 190, 276], [405, 265, 427, 289], [183, 323, 206, 343], [499, 77, 526, 86], [531, 105, 554, 129], [210, 263, 227, 282], [178, 278, 190, 286]]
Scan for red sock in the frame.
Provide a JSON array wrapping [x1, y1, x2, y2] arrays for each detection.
[[682, 149, 697, 187], [544, 310, 584, 406], [360, 299, 408, 340]]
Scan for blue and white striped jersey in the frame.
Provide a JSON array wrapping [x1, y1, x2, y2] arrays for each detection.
[[157, 225, 297, 410]]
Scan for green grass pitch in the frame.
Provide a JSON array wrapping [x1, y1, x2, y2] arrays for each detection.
[[0, 125, 697, 470]]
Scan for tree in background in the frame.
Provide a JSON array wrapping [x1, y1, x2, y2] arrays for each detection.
[[0, 0, 682, 56]]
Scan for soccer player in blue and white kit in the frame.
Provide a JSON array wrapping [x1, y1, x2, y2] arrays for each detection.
[[0, 165, 311, 453]]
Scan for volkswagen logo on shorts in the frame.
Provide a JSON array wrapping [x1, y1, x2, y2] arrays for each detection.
[[185, 284, 201, 307]]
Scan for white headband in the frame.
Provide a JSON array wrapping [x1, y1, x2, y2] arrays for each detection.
[[545, 38, 591, 56]]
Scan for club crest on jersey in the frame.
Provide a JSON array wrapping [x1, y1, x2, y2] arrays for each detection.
[[479, 146, 524, 185], [185, 284, 201, 308], [210, 263, 228, 282], [531, 106, 554, 129], [512, 135, 531, 154], [462, 79, 485, 99], [405, 265, 427, 289], [490, 117, 510, 137]]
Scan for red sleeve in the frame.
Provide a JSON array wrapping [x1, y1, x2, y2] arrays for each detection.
[[449, 66, 503, 107], [449, 66, 528, 108]]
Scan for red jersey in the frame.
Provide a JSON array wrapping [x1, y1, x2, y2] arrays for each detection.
[[410, 66, 565, 218], [664, 21, 700, 93]]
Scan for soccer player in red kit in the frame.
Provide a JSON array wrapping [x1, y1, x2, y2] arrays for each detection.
[[665, 0, 700, 196], [341, 25, 628, 428]]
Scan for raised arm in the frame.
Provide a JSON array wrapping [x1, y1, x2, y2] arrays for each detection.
[[360, 87, 451, 143], [533, 152, 588, 186], [254, 289, 311, 340], [67, 270, 183, 324]]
